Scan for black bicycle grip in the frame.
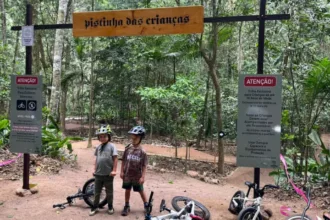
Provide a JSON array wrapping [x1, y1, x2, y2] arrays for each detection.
[[53, 204, 65, 208], [148, 191, 154, 204]]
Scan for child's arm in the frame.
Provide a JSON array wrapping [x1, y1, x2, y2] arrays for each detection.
[[120, 149, 127, 179], [139, 152, 148, 184], [93, 158, 97, 175], [93, 147, 98, 175], [139, 165, 147, 184], [110, 156, 118, 176]]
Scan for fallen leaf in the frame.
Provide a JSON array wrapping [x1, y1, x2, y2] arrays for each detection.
[[0, 201, 4, 206], [7, 215, 13, 218], [29, 183, 37, 188]]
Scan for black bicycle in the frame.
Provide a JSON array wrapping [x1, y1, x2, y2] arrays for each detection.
[[53, 178, 107, 209]]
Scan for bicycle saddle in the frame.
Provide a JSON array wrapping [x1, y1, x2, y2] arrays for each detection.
[[324, 212, 330, 220], [245, 181, 255, 188]]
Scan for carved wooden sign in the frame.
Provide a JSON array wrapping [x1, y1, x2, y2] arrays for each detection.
[[73, 6, 204, 37]]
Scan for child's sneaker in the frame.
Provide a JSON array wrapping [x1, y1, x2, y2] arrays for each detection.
[[107, 208, 114, 215], [121, 206, 130, 216], [89, 208, 99, 216]]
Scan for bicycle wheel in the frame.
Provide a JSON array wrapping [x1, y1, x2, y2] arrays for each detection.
[[82, 178, 107, 208], [171, 196, 210, 220], [238, 207, 262, 220], [228, 190, 245, 215], [286, 215, 312, 220]]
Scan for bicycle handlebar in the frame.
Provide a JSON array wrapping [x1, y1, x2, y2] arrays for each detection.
[[262, 184, 279, 190], [148, 191, 154, 204], [53, 203, 66, 209]]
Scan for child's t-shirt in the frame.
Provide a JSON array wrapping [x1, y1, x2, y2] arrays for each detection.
[[94, 142, 118, 176], [122, 145, 148, 182]]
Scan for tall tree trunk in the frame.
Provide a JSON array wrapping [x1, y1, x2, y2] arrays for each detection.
[[0, 0, 6, 45], [200, 0, 224, 174], [237, 22, 244, 74], [60, 41, 71, 131], [79, 67, 84, 135], [0, 0, 6, 81], [61, 87, 68, 131], [87, 0, 95, 148], [196, 75, 210, 148], [49, 0, 69, 122], [12, 32, 19, 73], [31, 0, 39, 75]]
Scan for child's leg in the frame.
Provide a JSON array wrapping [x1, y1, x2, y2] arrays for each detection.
[[139, 190, 148, 212], [121, 181, 133, 216], [93, 176, 103, 209], [125, 189, 131, 203], [132, 182, 146, 203], [104, 176, 114, 209], [138, 190, 147, 203]]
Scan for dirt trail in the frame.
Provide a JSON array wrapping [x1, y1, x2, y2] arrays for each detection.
[[82, 139, 236, 164], [0, 140, 322, 220]]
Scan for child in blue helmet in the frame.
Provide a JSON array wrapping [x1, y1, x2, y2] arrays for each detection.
[[89, 125, 118, 216], [120, 126, 148, 216]]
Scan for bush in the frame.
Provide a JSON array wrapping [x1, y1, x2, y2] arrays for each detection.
[[0, 119, 10, 149], [41, 115, 82, 159]]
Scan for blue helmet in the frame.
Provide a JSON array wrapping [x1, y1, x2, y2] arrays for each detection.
[[128, 126, 146, 137]]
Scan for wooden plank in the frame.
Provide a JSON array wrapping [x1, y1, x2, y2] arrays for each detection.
[[73, 6, 204, 37]]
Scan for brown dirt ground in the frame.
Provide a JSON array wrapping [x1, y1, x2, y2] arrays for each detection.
[[0, 140, 325, 220], [1, 125, 329, 220]]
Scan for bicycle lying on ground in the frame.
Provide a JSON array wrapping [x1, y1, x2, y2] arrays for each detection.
[[285, 187, 330, 220], [228, 181, 279, 220], [144, 191, 211, 220], [53, 178, 107, 209]]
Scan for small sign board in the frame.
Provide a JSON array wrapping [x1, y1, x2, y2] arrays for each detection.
[[10, 75, 42, 154], [236, 75, 282, 168], [21, 26, 34, 46], [73, 6, 204, 37]]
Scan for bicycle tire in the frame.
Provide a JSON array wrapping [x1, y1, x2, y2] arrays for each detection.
[[286, 215, 312, 220], [82, 178, 107, 208], [228, 190, 245, 215], [238, 207, 262, 220], [171, 196, 210, 220]]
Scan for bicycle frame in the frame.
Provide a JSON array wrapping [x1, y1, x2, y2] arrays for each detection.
[[233, 196, 262, 220], [53, 189, 93, 209], [149, 200, 196, 220], [145, 191, 205, 220]]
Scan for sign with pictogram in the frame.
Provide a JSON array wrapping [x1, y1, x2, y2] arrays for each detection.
[[10, 75, 42, 154]]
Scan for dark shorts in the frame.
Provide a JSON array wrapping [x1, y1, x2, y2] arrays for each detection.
[[122, 181, 144, 192]]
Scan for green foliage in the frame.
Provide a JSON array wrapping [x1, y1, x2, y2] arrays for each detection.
[[0, 119, 10, 148], [218, 27, 234, 45], [42, 115, 82, 158], [0, 108, 81, 159], [137, 74, 204, 138], [308, 129, 330, 182]]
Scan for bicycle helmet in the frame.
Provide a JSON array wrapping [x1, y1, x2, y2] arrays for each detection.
[[128, 126, 146, 137], [96, 124, 112, 135]]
